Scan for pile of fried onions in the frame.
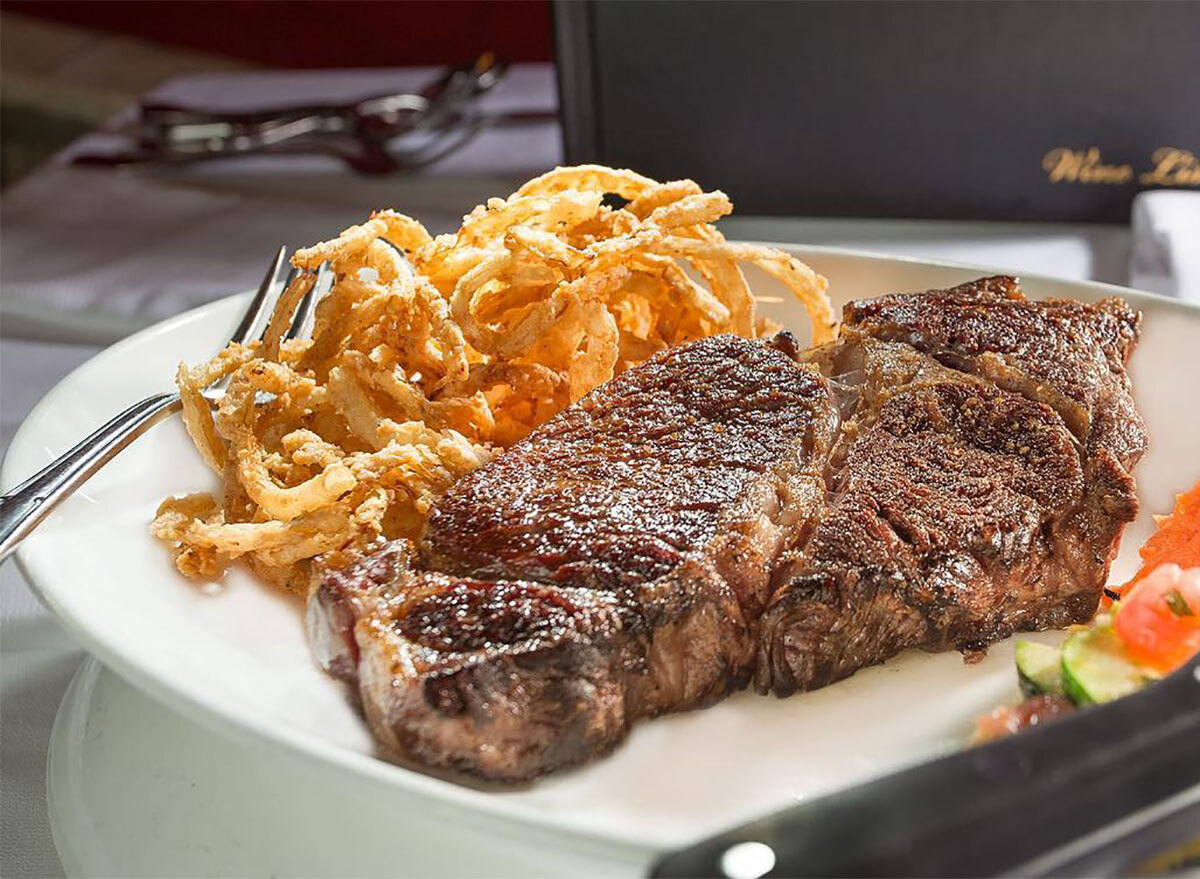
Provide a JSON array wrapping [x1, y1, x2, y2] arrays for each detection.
[[153, 165, 836, 592]]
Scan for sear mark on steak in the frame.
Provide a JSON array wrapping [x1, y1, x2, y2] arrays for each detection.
[[758, 339, 1090, 694], [844, 276, 1143, 469], [419, 331, 836, 606], [310, 333, 838, 781], [309, 277, 1145, 781], [758, 277, 1144, 695]]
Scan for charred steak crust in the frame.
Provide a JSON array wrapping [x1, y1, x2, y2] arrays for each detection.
[[757, 340, 1090, 694], [420, 332, 835, 609], [843, 276, 1143, 467], [311, 333, 837, 780], [309, 278, 1145, 781], [758, 277, 1145, 695]]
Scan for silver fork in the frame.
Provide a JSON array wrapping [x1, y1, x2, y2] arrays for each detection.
[[0, 248, 324, 562]]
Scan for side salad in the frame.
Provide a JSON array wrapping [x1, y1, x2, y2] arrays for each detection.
[[976, 481, 1200, 741]]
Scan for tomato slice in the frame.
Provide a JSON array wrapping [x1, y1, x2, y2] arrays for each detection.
[[1113, 564, 1200, 673], [1120, 482, 1200, 594]]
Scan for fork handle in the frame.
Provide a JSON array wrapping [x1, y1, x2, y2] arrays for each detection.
[[0, 393, 181, 563]]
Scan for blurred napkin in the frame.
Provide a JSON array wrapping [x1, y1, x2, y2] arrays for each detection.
[[1130, 190, 1200, 303]]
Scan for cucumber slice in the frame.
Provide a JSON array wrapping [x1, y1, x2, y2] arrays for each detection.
[[1060, 625, 1153, 706], [1015, 640, 1064, 697]]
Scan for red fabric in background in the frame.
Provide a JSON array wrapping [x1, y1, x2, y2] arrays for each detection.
[[2, 0, 553, 67]]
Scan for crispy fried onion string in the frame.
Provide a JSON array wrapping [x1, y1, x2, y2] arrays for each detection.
[[154, 167, 835, 590]]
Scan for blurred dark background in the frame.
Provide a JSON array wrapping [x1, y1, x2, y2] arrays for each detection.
[[1, 1, 553, 66], [4, 1, 1196, 219], [0, 0, 553, 186], [557, 1, 1200, 221]]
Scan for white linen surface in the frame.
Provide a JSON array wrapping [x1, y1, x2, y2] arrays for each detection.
[[0, 63, 1192, 878], [1130, 190, 1200, 303]]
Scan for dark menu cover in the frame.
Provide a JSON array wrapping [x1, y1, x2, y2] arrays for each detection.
[[554, 0, 1200, 222]]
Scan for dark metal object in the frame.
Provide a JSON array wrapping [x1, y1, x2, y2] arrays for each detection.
[[651, 654, 1200, 878], [552, 1, 600, 165]]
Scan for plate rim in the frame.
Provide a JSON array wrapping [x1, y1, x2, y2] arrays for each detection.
[[7, 242, 1198, 849]]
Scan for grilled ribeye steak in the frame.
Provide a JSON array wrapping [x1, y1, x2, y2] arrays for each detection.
[[310, 276, 1144, 780], [310, 333, 839, 780], [758, 277, 1144, 694]]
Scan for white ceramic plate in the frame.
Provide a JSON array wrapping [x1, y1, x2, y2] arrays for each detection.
[[8, 246, 1200, 871]]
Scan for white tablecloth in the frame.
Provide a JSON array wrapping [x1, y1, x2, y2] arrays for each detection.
[[0, 63, 1192, 878]]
